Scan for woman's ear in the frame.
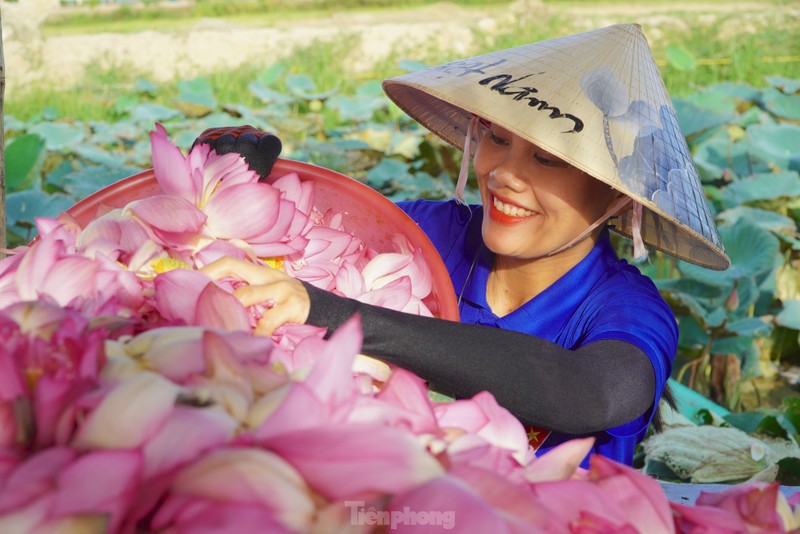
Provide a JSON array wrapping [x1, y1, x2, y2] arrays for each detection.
[[606, 190, 632, 217]]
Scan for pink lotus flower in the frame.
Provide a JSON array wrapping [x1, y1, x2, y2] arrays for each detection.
[[150, 447, 316, 533], [249, 316, 364, 435], [672, 482, 798, 533], [153, 268, 251, 331], [0, 301, 108, 450], [531, 454, 675, 534], [0, 447, 141, 533], [362, 234, 432, 301], [525, 437, 594, 483], [434, 391, 534, 478], [388, 461, 587, 533], [138, 124, 309, 258], [71, 371, 181, 450], [258, 423, 445, 501], [371, 368, 439, 434], [285, 225, 356, 290], [0, 218, 145, 318]]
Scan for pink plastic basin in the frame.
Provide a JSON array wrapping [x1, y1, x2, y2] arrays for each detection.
[[64, 158, 459, 321]]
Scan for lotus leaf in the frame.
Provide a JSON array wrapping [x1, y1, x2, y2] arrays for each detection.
[[707, 81, 762, 103], [114, 94, 140, 116], [388, 131, 422, 159], [720, 171, 800, 209], [45, 160, 79, 192], [717, 206, 796, 234], [6, 189, 75, 233], [327, 94, 386, 122], [130, 103, 182, 124], [678, 220, 779, 286], [60, 164, 145, 201], [673, 99, 731, 138], [692, 130, 770, 181], [175, 78, 218, 118], [134, 78, 158, 95], [746, 123, 800, 172], [28, 122, 86, 151], [685, 87, 741, 115], [724, 317, 772, 338], [286, 74, 338, 101], [5, 134, 45, 191], [766, 76, 800, 94], [4, 115, 27, 132], [761, 87, 800, 120], [255, 62, 286, 86], [643, 425, 800, 483], [346, 127, 392, 151], [366, 157, 410, 188], [248, 82, 295, 105], [40, 108, 60, 121], [736, 106, 775, 129], [89, 120, 141, 146], [75, 146, 129, 167]]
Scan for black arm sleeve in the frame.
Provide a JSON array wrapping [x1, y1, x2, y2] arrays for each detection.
[[304, 283, 656, 435]]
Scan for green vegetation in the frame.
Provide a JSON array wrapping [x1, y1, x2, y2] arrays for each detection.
[[45, 0, 511, 35], [17, 1, 798, 124]]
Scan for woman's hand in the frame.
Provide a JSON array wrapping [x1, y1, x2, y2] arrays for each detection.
[[201, 257, 311, 336]]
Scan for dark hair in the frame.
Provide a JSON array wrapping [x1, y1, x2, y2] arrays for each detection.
[[649, 382, 677, 433]]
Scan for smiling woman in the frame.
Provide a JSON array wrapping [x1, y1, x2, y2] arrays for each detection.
[[197, 23, 731, 469]]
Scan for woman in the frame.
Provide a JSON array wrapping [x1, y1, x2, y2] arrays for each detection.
[[198, 24, 730, 466]]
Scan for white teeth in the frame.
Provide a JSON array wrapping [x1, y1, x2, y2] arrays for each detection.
[[493, 196, 533, 217]]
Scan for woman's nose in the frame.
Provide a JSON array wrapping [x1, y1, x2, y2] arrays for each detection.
[[489, 155, 529, 192]]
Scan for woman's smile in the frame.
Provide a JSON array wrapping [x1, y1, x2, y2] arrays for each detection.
[[489, 194, 536, 223]]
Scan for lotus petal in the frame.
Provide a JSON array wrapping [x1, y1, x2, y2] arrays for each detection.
[[156, 447, 315, 533], [72, 372, 181, 449], [151, 123, 195, 201], [204, 183, 281, 241], [260, 424, 443, 500], [525, 438, 595, 483]]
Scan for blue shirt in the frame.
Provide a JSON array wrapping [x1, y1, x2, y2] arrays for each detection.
[[398, 198, 678, 466]]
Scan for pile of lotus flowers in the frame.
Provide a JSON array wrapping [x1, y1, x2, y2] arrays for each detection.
[[0, 124, 798, 533]]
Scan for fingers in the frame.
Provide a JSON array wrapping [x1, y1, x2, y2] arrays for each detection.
[[201, 256, 311, 337], [233, 279, 295, 307], [239, 281, 311, 337], [201, 257, 282, 286]]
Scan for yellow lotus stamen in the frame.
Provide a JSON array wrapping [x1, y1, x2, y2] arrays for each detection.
[[263, 257, 285, 271], [25, 367, 43, 390], [151, 257, 192, 274]]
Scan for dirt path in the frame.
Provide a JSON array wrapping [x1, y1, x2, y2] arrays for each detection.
[[2, 0, 795, 97]]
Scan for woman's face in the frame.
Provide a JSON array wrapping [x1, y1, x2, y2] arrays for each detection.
[[474, 124, 621, 261]]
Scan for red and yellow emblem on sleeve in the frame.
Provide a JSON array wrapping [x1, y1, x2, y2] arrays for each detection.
[[524, 425, 551, 451]]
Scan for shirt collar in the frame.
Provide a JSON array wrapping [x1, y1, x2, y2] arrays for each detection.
[[459, 225, 616, 340]]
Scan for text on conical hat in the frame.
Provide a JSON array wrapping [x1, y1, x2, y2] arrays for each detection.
[[434, 58, 584, 134]]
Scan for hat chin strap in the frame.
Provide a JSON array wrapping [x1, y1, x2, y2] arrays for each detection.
[[455, 116, 484, 205], [544, 195, 633, 257]]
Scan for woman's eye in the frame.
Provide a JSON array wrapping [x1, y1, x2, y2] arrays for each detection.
[[534, 154, 568, 167], [489, 133, 508, 146]]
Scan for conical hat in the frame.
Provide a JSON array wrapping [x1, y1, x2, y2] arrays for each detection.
[[382, 24, 729, 270]]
